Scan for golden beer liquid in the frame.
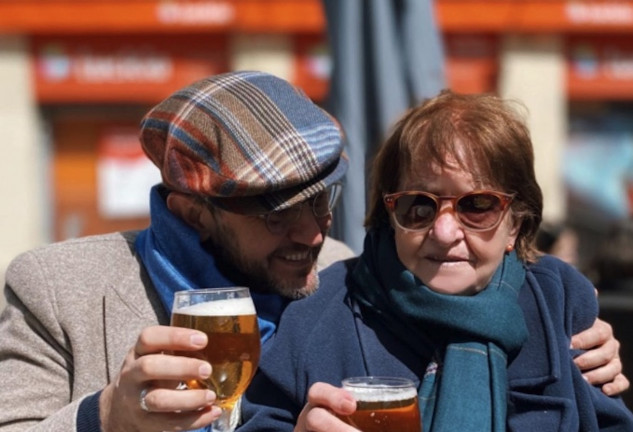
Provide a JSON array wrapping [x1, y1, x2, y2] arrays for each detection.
[[171, 298, 260, 409], [341, 391, 421, 432]]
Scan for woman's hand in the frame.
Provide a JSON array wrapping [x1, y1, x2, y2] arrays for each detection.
[[99, 325, 222, 432], [572, 317, 630, 396], [294, 382, 358, 432]]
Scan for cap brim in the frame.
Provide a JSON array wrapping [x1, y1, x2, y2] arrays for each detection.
[[208, 153, 349, 215]]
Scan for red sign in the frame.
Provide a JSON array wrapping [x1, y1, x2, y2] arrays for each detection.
[[437, 1, 633, 33], [445, 34, 498, 94], [32, 35, 229, 103], [568, 37, 633, 100]]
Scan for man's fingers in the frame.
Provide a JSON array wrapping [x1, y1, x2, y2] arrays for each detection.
[[570, 318, 612, 350], [574, 338, 619, 372], [570, 317, 630, 395], [135, 352, 212, 382], [602, 373, 631, 396], [140, 405, 221, 431], [581, 358, 622, 386], [135, 325, 208, 356], [140, 387, 217, 413]]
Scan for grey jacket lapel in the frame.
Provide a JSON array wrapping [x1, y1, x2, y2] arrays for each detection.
[[105, 266, 168, 381]]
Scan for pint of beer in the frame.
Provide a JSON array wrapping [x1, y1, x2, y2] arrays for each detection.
[[341, 376, 421, 432], [171, 287, 260, 432]]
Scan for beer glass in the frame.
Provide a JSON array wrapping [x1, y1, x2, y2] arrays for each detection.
[[340, 376, 421, 432], [171, 287, 261, 432]]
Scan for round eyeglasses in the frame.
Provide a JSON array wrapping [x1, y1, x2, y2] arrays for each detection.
[[383, 190, 514, 233], [258, 183, 343, 236]]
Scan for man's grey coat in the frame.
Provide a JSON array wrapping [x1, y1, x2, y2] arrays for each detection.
[[0, 231, 353, 431]]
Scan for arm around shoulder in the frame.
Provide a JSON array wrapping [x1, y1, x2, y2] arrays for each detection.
[[513, 256, 633, 430]]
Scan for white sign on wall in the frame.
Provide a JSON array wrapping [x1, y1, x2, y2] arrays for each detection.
[[97, 126, 162, 218]]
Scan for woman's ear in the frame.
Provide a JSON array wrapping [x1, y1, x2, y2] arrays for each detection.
[[507, 216, 522, 248], [166, 192, 207, 232]]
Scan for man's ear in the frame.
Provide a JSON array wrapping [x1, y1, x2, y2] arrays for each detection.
[[166, 192, 207, 232]]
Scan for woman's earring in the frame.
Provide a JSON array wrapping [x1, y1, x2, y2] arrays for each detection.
[[505, 244, 514, 253]]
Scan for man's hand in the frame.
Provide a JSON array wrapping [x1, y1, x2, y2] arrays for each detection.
[[572, 317, 630, 396], [100, 325, 222, 432]]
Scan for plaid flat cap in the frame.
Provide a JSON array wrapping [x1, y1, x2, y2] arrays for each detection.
[[140, 70, 348, 214]]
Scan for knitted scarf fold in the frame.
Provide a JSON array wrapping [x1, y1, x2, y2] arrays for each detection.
[[350, 227, 528, 432]]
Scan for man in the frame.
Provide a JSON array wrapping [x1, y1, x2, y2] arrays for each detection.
[[0, 71, 626, 432]]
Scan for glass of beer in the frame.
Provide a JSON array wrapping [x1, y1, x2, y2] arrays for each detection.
[[340, 376, 421, 432], [171, 287, 261, 432]]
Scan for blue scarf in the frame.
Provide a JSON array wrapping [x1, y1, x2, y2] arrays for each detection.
[[135, 186, 289, 431], [136, 185, 288, 342], [350, 227, 528, 432]]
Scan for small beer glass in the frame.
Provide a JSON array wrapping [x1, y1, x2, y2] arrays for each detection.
[[341, 376, 421, 432], [171, 287, 261, 432]]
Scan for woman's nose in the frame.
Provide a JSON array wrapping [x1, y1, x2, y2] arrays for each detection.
[[428, 205, 464, 244]]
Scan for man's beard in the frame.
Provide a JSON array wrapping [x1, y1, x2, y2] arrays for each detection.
[[201, 219, 323, 300]]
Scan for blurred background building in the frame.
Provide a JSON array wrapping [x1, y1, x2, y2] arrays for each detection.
[[2, 0, 633, 296]]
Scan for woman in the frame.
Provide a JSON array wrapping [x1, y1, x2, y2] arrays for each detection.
[[239, 91, 633, 431]]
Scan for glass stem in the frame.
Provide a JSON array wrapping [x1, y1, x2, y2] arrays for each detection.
[[211, 398, 241, 432]]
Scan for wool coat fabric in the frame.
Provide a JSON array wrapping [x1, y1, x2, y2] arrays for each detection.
[[0, 231, 354, 431], [241, 256, 633, 431]]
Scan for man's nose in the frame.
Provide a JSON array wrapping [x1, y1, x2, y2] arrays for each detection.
[[286, 206, 328, 246]]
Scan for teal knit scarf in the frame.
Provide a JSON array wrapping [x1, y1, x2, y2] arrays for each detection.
[[350, 227, 528, 432]]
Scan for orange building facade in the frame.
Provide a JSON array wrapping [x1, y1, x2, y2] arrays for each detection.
[[1, 0, 633, 262]]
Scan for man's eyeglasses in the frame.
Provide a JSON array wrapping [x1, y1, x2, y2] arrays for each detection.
[[259, 183, 343, 236], [383, 190, 514, 233]]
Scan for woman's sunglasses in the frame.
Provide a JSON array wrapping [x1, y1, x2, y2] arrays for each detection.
[[383, 190, 514, 232]]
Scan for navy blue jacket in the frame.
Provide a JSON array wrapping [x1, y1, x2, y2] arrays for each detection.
[[241, 255, 633, 431]]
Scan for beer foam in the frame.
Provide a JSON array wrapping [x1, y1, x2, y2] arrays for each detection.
[[175, 297, 256, 316], [345, 386, 417, 402]]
